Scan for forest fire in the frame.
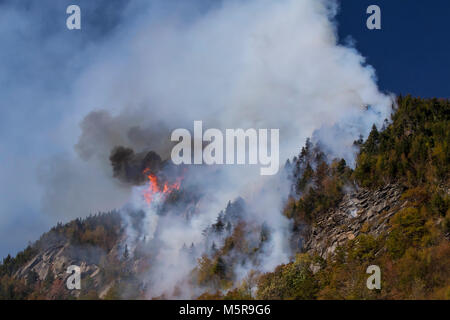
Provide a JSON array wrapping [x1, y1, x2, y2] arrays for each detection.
[[142, 169, 182, 205]]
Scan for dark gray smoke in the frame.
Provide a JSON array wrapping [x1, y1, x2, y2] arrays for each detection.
[[109, 147, 163, 185]]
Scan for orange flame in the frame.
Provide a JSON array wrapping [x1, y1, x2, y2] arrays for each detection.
[[142, 169, 182, 205]]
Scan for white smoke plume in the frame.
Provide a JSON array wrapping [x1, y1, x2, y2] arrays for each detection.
[[37, 0, 394, 298]]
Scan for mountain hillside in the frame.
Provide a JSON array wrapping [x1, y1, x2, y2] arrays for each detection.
[[1, 96, 449, 300]]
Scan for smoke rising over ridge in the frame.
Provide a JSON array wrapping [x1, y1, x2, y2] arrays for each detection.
[[0, 0, 394, 295], [73, 0, 392, 163], [54, 0, 393, 297]]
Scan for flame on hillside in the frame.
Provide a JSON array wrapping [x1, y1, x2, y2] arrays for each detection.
[[142, 168, 182, 205]]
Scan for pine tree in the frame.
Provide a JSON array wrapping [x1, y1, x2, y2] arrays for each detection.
[[123, 244, 129, 260], [211, 242, 217, 253]]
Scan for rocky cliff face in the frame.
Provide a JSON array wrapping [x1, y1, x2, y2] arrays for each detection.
[[14, 239, 120, 298], [302, 184, 406, 260]]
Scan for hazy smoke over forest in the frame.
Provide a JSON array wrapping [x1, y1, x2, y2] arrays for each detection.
[[32, 0, 393, 298]]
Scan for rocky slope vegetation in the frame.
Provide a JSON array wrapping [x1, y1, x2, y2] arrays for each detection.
[[303, 184, 405, 259], [1, 96, 449, 300]]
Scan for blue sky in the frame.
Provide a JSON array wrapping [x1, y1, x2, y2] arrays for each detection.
[[337, 0, 450, 97], [0, 0, 448, 258]]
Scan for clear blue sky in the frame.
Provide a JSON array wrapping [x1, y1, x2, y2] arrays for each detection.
[[337, 0, 450, 98]]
